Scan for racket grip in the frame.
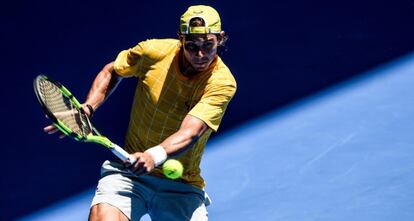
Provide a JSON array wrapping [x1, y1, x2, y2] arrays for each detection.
[[111, 144, 136, 164]]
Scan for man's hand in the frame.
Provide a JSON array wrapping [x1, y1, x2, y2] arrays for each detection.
[[43, 124, 66, 139], [81, 103, 94, 118], [129, 152, 156, 176], [43, 113, 66, 139]]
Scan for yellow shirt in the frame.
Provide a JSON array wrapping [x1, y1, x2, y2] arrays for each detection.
[[114, 39, 237, 188]]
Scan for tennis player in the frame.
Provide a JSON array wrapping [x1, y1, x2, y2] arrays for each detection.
[[45, 5, 236, 221]]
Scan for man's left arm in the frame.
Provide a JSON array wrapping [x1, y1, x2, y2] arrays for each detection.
[[131, 74, 237, 174], [160, 114, 209, 155]]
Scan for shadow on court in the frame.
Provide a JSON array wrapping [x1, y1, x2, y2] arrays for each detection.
[[18, 53, 414, 220]]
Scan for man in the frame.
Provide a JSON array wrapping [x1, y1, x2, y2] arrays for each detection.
[[45, 5, 236, 221]]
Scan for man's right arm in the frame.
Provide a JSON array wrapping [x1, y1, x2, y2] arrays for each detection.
[[84, 62, 123, 114], [44, 62, 122, 136]]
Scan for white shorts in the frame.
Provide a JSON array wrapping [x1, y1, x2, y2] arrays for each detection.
[[91, 160, 210, 221]]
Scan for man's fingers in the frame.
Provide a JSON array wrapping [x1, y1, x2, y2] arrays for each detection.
[[128, 152, 156, 176], [44, 124, 66, 138], [44, 125, 58, 134], [144, 163, 154, 173], [48, 128, 59, 134], [130, 155, 149, 175], [132, 158, 145, 171], [43, 125, 53, 131], [132, 162, 147, 175]]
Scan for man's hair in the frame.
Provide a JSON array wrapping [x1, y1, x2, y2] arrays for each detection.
[[189, 17, 206, 27]]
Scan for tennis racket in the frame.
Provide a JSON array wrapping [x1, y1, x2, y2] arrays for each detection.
[[34, 74, 136, 164]]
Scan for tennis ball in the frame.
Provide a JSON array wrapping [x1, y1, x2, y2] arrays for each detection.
[[162, 159, 183, 179]]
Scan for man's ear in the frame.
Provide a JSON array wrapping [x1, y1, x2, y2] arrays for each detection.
[[177, 33, 185, 47], [218, 31, 226, 46], [177, 32, 185, 41]]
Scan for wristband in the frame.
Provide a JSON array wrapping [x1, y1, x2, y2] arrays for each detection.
[[85, 104, 94, 117], [145, 145, 167, 167]]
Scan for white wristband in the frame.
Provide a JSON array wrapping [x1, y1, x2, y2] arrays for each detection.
[[145, 145, 167, 167]]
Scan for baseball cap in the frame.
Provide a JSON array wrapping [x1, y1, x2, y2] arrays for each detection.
[[180, 5, 222, 34]]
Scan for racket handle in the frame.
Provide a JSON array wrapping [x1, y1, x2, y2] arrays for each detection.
[[111, 144, 136, 164], [111, 144, 139, 177]]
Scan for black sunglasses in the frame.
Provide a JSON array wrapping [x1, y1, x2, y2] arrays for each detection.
[[184, 40, 216, 53]]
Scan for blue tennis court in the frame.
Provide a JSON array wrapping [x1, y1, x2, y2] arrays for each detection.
[[18, 53, 414, 220]]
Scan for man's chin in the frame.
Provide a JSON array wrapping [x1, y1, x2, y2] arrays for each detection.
[[194, 67, 207, 72]]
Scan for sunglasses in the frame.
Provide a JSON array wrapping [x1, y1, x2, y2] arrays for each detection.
[[184, 40, 216, 53]]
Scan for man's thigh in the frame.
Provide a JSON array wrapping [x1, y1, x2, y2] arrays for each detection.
[[90, 161, 150, 220], [147, 176, 208, 221], [89, 203, 130, 221]]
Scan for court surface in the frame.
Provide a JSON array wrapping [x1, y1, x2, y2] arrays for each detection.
[[18, 53, 414, 220]]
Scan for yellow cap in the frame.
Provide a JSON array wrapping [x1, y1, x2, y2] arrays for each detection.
[[180, 5, 221, 34]]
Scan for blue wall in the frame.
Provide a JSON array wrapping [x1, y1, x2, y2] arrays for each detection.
[[2, 0, 414, 220]]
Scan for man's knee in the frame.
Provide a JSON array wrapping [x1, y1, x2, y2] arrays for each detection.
[[89, 203, 128, 221]]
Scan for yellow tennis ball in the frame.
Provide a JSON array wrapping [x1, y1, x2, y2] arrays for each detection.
[[162, 159, 183, 179]]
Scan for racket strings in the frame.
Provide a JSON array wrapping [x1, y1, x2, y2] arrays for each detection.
[[37, 79, 92, 137]]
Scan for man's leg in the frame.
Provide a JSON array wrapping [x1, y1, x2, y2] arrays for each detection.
[[89, 203, 129, 221], [145, 176, 208, 221], [90, 161, 150, 221]]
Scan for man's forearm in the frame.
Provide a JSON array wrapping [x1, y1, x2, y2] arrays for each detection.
[[160, 115, 209, 156], [160, 129, 201, 156], [143, 115, 208, 168], [85, 62, 122, 110]]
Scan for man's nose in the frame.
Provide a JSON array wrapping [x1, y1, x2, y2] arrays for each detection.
[[195, 50, 205, 57]]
